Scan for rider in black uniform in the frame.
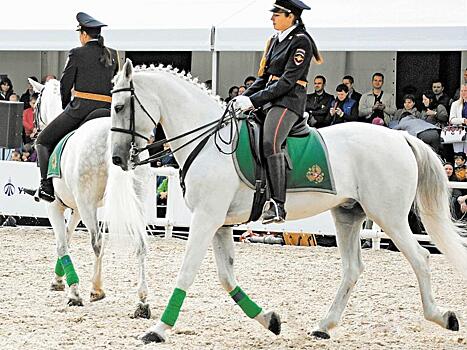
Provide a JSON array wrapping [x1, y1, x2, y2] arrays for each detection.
[[234, 0, 321, 224], [36, 12, 119, 202]]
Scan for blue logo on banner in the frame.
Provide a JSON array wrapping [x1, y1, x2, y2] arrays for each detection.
[[4, 178, 15, 196]]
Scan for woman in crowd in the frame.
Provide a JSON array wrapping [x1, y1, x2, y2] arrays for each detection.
[[0, 77, 14, 101], [449, 83, 467, 125], [420, 90, 448, 127]]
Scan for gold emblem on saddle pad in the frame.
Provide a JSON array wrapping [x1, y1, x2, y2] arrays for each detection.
[[50, 153, 58, 169], [306, 164, 324, 184]]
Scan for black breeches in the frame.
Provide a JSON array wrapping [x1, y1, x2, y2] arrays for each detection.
[[262, 107, 299, 158], [36, 111, 82, 151]]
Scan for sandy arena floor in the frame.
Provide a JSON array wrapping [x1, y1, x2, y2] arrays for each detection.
[[0, 227, 465, 350]]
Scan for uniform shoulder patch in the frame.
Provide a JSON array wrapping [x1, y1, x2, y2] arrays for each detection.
[[294, 48, 306, 65]]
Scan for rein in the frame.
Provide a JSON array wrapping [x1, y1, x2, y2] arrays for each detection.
[[110, 80, 244, 192]]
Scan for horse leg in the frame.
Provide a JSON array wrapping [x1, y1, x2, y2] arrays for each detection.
[[78, 206, 106, 302], [50, 209, 80, 292], [378, 219, 459, 331], [133, 235, 151, 319], [65, 209, 81, 247], [212, 226, 281, 335], [48, 201, 83, 306], [139, 209, 229, 343], [311, 205, 366, 339]]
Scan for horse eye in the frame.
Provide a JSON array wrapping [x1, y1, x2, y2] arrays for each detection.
[[114, 104, 124, 113]]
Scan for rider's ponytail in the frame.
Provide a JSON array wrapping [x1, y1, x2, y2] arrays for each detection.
[[96, 35, 113, 68], [295, 17, 323, 65]]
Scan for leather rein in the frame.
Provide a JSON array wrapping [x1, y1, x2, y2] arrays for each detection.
[[110, 80, 242, 193]]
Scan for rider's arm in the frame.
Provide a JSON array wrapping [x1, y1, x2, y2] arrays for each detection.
[[248, 35, 312, 108], [60, 49, 78, 109], [243, 76, 268, 97]]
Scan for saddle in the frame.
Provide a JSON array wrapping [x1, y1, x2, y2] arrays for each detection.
[[79, 108, 110, 126], [47, 108, 111, 179], [234, 111, 336, 223], [244, 113, 311, 222]]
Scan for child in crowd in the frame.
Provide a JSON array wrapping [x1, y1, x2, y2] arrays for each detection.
[[453, 152, 467, 181]]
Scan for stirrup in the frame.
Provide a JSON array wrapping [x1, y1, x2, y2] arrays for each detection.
[[261, 199, 285, 225]]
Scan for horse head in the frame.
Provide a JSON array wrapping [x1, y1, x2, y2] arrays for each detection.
[[110, 59, 161, 171], [29, 77, 63, 129]]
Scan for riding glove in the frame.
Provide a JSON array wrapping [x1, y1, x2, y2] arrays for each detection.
[[233, 96, 254, 112]]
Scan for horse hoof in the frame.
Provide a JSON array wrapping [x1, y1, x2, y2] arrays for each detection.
[[50, 282, 65, 291], [445, 311, 459, 331], [140, 331, 165, 344], [67, 298, 84, 307], [267, 311, 281, 335], [309, 330, 331, 339], [90, 291, 106, 302], [133, 303, 151, 319]]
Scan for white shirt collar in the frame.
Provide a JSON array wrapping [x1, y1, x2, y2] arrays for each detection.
[[278, 24, 297, 42]]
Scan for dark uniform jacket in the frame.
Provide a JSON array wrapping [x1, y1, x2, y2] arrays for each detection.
[[305, 90, 334, 127], [243, 25, 313, 117], [348, 90, 361, 105], [60, 40, 118, 120]]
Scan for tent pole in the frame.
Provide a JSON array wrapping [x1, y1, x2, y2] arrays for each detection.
[[210, 26, 219, 95]]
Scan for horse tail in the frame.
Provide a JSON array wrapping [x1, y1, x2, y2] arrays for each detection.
[[404, 133, 467, 279], [103, 162, 148, 254]]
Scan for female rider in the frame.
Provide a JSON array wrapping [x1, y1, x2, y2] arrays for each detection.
[[36, 12, 118, 202], [234, 0, 321, 223]]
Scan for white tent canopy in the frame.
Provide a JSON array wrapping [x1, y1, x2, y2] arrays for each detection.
[[2, 0, 467, 51]]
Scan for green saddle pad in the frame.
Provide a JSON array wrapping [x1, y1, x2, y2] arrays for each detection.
[[47, 131, 75, 179], [233, 120, 336, 193]]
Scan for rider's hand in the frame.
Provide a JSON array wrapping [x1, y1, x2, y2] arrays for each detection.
[[233, 96, 254, 112]]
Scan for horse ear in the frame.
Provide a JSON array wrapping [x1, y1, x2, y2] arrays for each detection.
[[29, 79, 44, 93], [123, 59, 133, 80]]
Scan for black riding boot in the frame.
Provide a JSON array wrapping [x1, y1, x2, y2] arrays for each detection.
[[262, 153, 287, 224], [36, 144, 55, 202]]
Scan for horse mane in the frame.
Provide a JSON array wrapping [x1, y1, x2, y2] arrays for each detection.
[[132, 64, 226, 108]]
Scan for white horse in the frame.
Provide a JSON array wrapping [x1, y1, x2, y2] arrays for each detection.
[[108, 60, 467, 343], [29, 78, 151, 317]]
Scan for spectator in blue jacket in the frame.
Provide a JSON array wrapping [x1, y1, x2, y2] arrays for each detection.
[[328, 84, 358, 125]]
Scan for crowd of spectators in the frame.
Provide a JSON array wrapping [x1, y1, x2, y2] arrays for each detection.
[[0, 75, 58, 162]]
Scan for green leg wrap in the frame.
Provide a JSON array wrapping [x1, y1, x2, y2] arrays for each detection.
[[60, 255, 79, 286], [54, 258, 65, 277], [229, 286, 262, 318], [161, 288, 186, 327]]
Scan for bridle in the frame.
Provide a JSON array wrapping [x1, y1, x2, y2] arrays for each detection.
[[111, 80, 158, 162], [110, 77, 244, 193]]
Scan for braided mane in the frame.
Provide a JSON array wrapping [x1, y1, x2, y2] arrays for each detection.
[[133, 64, 226, 108]]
